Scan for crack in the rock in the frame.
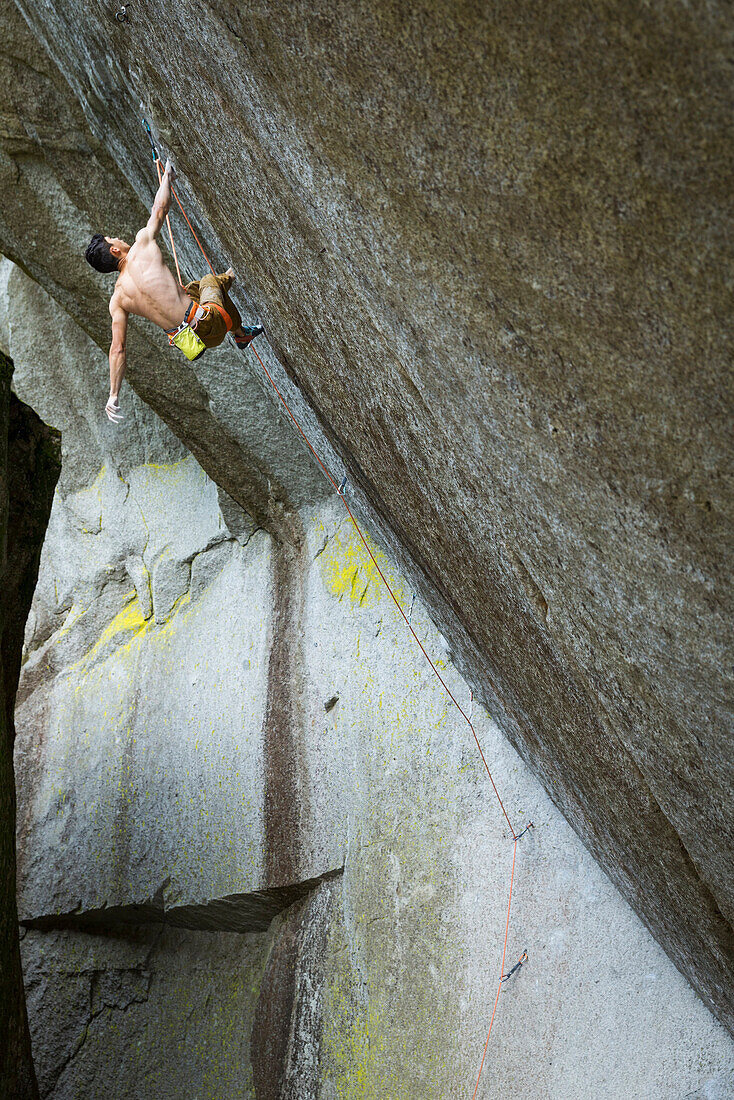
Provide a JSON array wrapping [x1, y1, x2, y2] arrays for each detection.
[[41, 926, 163, 1096], [22, 867, 344, 937]]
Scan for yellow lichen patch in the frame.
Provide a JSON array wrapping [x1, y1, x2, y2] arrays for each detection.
[[322, 902, 458, 1098], [155, 590, 193, 638], [321, 974, 384, 1100], [51, 601, 87, 645], [133, 455, 205, 486], [74, 594, 148, 670], [318, 522, 406, 611], [66, 580, 199, 683]]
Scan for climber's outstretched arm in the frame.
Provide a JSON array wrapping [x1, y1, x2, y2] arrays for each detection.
[[107, 305, 128, 423], [144, 159, 177, 239]]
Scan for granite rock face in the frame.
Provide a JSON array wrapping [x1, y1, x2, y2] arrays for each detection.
[[19, 923, 272, 1099], [0, 0, 732, 1091], [3, 254, 733, 1098]]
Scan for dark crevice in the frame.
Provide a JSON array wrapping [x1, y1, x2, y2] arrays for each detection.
[[263, 530, 310, 887], [1, 360, 61, 1100], [21, 867, 343, 936]]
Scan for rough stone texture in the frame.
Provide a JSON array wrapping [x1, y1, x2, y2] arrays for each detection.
[[0, 0, 731, 1033], [20, 924, 272, 1099], [4, 263, 733, 1097], [0, 263, 342, 923], [251, 880, 338, 1100], [0, 352, 60, 1099]]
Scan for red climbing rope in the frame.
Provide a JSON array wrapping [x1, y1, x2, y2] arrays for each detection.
[[160, 159, 217, 278], [154, 163, 524, 1097], [244, 338, 519, 1095], [472, 838, 518, 1097]]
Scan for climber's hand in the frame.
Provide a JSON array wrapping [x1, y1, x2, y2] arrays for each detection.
[[164, 158, 177, 183], [105, 395, 123, 423]]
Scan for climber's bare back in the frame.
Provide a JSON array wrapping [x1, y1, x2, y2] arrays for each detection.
[[108, 231, 191, 332]]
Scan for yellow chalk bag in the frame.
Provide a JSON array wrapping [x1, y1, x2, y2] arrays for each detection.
[[169, 324, 206, 361]]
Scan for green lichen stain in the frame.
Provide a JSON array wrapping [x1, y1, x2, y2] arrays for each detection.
[[322, 968, 382, 1099], [311, 544, 473, 1094], [317, 520, 406, 610], [321, 777, 464, 1099]]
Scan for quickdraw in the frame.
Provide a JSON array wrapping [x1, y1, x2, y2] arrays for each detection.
[[501, 950, 529, 984]]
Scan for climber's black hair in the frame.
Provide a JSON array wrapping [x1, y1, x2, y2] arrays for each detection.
[[85, 234, 119, 274]]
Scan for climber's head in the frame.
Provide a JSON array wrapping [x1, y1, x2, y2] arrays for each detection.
[[84, 234, 129, 273]]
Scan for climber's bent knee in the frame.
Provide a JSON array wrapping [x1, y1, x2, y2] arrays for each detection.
[[179, 272, 240, 350]]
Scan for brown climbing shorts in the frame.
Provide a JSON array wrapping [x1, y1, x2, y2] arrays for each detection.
[[184, 272, 242, 349]]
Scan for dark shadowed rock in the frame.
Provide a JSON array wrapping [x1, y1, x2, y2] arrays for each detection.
[[0, 352, 60, 1099]]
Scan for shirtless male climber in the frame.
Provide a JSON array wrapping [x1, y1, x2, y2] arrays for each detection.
[[84, 159, 262, 422]]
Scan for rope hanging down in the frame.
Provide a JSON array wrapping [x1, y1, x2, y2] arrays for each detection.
[[143, 130, 532, 1094]]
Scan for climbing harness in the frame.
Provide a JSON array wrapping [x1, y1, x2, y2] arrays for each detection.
[[169, 298, 234, 361], [205, 300, 234, 333], [501, 950, 528, 984], [140, 116, 533, 1098]]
